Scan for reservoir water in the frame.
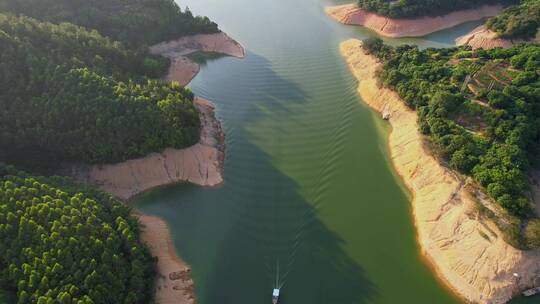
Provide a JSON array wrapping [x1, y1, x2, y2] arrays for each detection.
[[135, 0, 529, 303]]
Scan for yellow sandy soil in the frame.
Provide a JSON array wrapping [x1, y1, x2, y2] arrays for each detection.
[[150, 32, 245, 86], [340, 39, 540, 304], [326, 4, 501, 38], [456, 25, 520, 49], [137, 214, 195, 304]]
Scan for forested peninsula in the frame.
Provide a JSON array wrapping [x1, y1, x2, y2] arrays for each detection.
[[0, 14, 201, 169], [341, 37, 540, 304], [340, 21, 540, 300], [0, 0, 239, 303]]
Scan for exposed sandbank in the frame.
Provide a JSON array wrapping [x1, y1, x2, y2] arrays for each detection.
[[67, 97, 225, 200], [150, 32, 245, 86], [326, 4, 502, 38], [137, 214, 195, 304], [455, 25, 514, 49], [341, 39, 540, 304], [456, 25, 523, 49]]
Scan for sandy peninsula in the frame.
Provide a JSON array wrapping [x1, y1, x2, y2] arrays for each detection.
[[326, 4, 502, 38], [150, 32, 245, 86], [137, 214, 195, 304], [456, 25, 523, 49], [341, 39, 540, 303]]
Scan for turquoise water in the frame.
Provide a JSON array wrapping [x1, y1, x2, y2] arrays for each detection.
[[135, 0, 529, 303]]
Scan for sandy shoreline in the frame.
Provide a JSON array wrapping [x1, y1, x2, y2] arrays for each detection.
[[137, 214, 195, 304], [456, 25, 523, 49], [341, 39, 540, 303], [326, 4, 502, 38], [150, 31, 245, 86]]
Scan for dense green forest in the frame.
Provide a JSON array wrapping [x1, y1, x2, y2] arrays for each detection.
[[486, 0, 540, 39], [0, 289, 14, 303], [0, 14, 200, 168], [0, 0, 218, 46], [362, 38, 540, 247], [0, 164, 155, 303], [356, 0, 516, 18]]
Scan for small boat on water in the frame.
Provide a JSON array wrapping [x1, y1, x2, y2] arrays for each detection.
[[272, 288, 280, 304], [523, 287, 540, 297]]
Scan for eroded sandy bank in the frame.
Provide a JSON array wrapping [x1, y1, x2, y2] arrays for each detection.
[[341, 39, 540, 303], [150, 32, 245, 86], [456, 25, 522, 49], [67, 97, 224, 200], [326, 4, 502, 38], [137, 214, 195, 304]]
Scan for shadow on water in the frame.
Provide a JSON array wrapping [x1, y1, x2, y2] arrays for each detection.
[[199, 146, 377, 304], [136, 50, 377, 303]]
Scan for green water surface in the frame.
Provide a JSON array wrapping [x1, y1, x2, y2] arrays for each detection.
[[135, 0, 537, 303]]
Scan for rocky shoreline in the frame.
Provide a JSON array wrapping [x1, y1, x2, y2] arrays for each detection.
[[340, 39, 540, 304], [326, 3, 502, 38]]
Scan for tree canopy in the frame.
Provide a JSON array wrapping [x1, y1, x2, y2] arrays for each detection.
[[0, 0, 218, 46], [486, 0, 540, 40], [0, 14, 200, 169], [0, 164, 155, 303], [357, 0, 516, 19]]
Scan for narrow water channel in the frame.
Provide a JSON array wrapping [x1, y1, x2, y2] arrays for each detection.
[[135, 0, 496, 303]]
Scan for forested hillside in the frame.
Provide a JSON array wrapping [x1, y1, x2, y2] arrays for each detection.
[[356, 0, 515, 19], [362, 38, 540, 247], [0, 14, 200, 168], [486, 0, 540, 39], [0, 0, 218, 46], [0, 164, 155, 303], [0, 1, 219, 302]]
